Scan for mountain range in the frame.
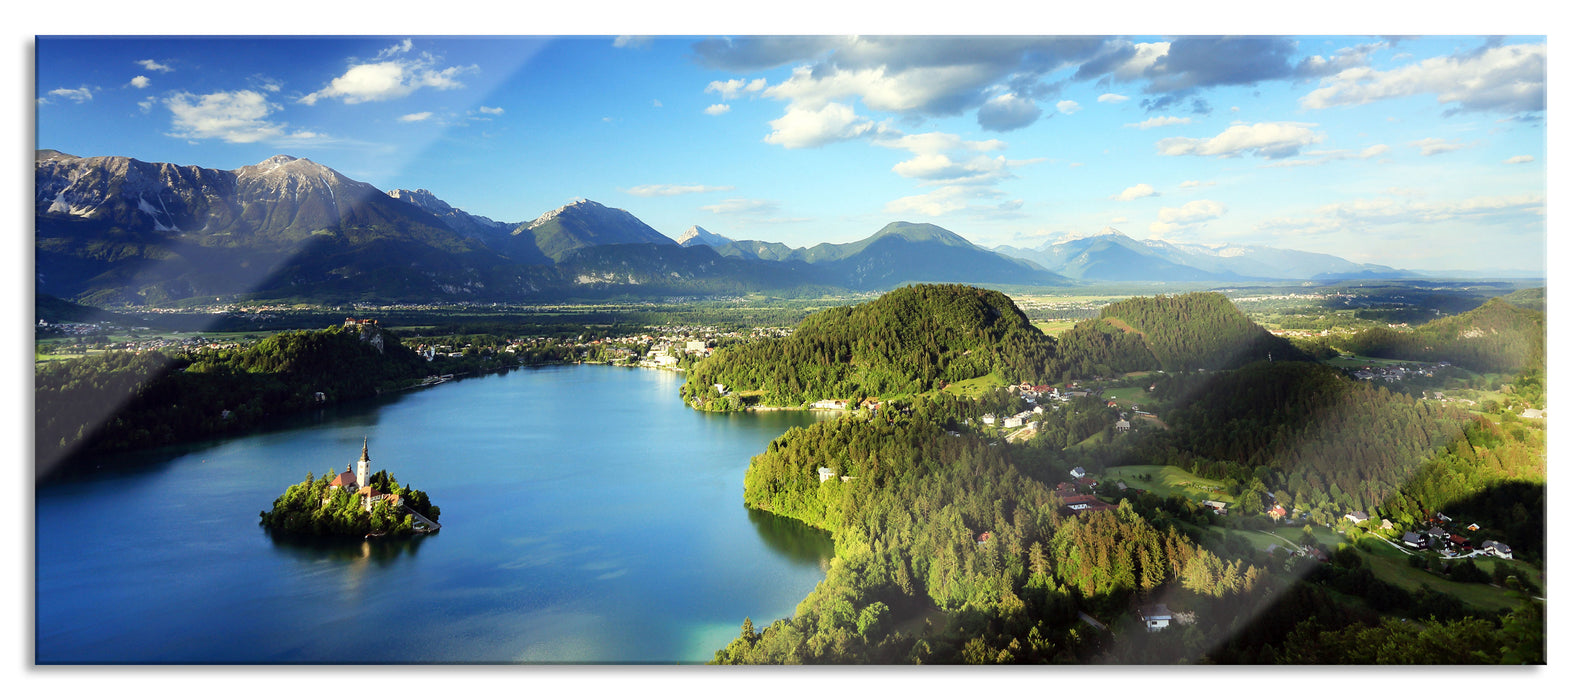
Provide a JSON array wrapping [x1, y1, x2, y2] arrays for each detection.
[[35, 150, 1458, 308]]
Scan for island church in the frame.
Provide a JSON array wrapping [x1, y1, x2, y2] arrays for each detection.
[[328, 438, 402, 512]]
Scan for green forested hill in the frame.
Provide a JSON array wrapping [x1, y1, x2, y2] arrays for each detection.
[[35, 323, 428, 478], [680, 284, 1065, 408], [1341, 297, 1544, 374], [1099, 292, 1308, 371]]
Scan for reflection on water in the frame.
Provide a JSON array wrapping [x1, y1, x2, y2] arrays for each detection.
[[745, 507, 834, 570], [265, 529, 433, 563]]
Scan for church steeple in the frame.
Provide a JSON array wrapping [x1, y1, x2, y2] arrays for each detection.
[[356, 437, 371, 489]]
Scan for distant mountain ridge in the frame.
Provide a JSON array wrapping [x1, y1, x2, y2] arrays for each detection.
[[995, 227, 1412, 282], [37, 150, 1454, 307]]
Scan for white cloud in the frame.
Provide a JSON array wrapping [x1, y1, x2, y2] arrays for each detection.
[[137, 98, 156, 113], [626, 184, 735, 197], [886, 184, 1004, 217], [613, 36, 652, 49], [1180, 180, 1215, 189], [137, 59, 173, 73], [46, 86, 94, 104], [977, 93, 1041, 131], [1126, 116, 1193, 129], [300, 41, 476, 105], [1260, 144, 1392, 168], [763, 102, 880, 149], [1300, 42, 1546, 114], [702, 198, 780, 215], [1112, 183, 1159, 201], [1409, 137, 1469, 156], [129, 75, 151, 89], [1055, 100, 1081, 115], [704, 103, 731, 116], [1505, 154, 1534, 164], [1097, 93, 1129, 103], [477, 105, 505, 115], [652, 99, 662, 108], [1150, 199, 1227, 234], [1156, 122, 1322, 159], [706, 77, 767, 100], [1255, 193, 1544, 238], [399, 112, 433, 122], [166, 89, 302, 143]]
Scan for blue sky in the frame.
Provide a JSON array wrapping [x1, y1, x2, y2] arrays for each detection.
[[35, 33, 1547, 272]]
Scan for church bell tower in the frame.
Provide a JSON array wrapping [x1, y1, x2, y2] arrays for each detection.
[[356, 437, 371, 489]]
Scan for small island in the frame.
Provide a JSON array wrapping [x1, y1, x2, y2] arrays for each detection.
[[259, 438, 441, 538]]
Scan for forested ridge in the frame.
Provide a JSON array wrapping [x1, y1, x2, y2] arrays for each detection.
[[1098, 292, 1308, 370], [714, 397, 1262, 663], [681, 284, 1066, 409], [35, 324, 429, 478], [695, 284, 1543, 664], [1339, 297, 1544, 374]]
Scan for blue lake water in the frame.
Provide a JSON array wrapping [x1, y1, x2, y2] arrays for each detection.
[[35, 364, 833, 663]]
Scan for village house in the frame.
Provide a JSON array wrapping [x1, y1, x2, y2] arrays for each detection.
[[1060, 494, 1118, 516], [1115, 418, 1131, 431], [1203, 500, 1229, 516], [1004, 415, 1024, 428], [1138, 603, 1174, 632], [1481, 540, 1513, 559], [1267, 504, 1288, 520], [1403, 532, 1427, 549], [982, 413, 997, 425], [1070, 467, 1086, 479], [817, 467, 836, 483], [1344, 511, 1369, 525], [976, 532, 992, 546]]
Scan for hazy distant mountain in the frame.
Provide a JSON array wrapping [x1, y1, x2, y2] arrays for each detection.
[[801, 222, 1066, 289], [996, 227, 1411, 282], [388, 188, 521, 252], [508, 199, 677, 262]]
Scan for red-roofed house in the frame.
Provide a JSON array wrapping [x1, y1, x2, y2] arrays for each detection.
[[1268, 505, 1288, 520]]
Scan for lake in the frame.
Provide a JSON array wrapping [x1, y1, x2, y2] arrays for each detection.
[[34, 364, 834, 663]]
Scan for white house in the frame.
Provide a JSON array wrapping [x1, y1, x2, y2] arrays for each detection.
[[982, 413, 997, 425], [1004, 415, 1024, 428], [1115, 419, 1131, 431], [1070, 467, 1086, 479], [817, 467, 835, 483], [1344, 511, 1368, 525], [1139, 603, 1173, 632], [1482, 540, 1513, 559]]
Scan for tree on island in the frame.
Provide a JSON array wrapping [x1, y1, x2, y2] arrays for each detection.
[[259, 467, 439, 539]]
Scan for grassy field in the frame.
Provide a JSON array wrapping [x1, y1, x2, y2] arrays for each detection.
[[1353, 537, 1537, 611], [1102, 386, 1154, 408], [1105, 465, 1232, 501], [940, 373, 1005, 398], [1033, 319, 1079, 337]]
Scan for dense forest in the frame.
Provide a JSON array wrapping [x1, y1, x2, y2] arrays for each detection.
[[35, 323, 430, 479], [259, 468, 439, 538], [693, 285, 1544, 664], [714, 396, 1262, 663], [1098, 292, 1308, 371], [1337, 297, 1545, 375], [680, 285, 1068, 409]]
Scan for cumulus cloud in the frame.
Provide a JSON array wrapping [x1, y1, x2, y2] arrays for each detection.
[[1300, 42, 1545, 114], [702, 36, 1104, 133], [613, 36, 652, 49], [1056, 100, 1081, 115], [1260, 144, 1391, 168], [1151, 199, 1228, 234], [1505, 154, 1534, 164], [137, 59, 173, 73], [1156, 121, 1322, 159], [977, 93, 1041, 131], [876, 132, 1023, 186], [399, 112, 433, 122], [1180, 180, 1215, 189], [706, 77, 767, 100], [129, 75, 151, 89], [45, 86, 94, 104], [166, 89, 314, 143], [626, 184, 735, 197], [1126, 115, 1192, 129], [1408, 137, 1469, 156], [1254, 193, 1544, 238], [1097, 93, 1129, 103], [764, 102, 881, 148], [300, 40, 476, 105], [704, 103, 731, 116], [885, 184, 1009, 218], [1112, 183, 1160, 201], [477, 105, 505, 115]]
